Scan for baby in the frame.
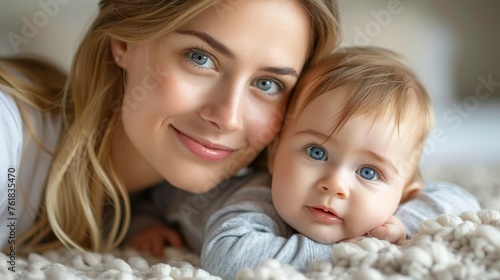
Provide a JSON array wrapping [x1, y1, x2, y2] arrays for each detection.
[[201, 46, 434, 279]]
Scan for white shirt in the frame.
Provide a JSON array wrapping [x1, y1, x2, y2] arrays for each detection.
[[0, 90, 61, 249]]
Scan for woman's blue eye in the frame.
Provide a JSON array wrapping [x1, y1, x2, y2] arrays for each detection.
[[257, 79, 273, 91], [357, 167, 379, 181], [254, 78, 282, 95], [189, 51, 215, 69], [305, 145, 327, 161]]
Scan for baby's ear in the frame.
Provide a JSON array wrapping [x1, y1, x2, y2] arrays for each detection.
[[401, 180, 423, 203], [266, 137, 280, 175]]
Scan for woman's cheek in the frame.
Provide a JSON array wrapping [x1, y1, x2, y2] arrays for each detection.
[[154, 73, 211, 114]]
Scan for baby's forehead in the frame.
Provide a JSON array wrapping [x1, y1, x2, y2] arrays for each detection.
[[288, 90, 422, 141]]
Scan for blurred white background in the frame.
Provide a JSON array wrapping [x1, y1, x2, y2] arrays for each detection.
[[337, 1, 500, 174], [1, 0, 499, 173]]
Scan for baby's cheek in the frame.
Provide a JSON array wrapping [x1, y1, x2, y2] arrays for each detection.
[[358, 200, 395, 230]]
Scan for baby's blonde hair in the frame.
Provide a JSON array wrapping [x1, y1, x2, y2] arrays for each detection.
[[0, 0, 341, 253], [287, 47, 434, 183]]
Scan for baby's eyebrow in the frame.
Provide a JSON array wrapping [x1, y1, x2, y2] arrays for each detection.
[[293, 129, 329, 139], [176, 30, 234, 59], [361, 149, 399, 175]]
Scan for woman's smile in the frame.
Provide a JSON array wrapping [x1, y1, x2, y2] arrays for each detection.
[[172, 125, 234, 161]]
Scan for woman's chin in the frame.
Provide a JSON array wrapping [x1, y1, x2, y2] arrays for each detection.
[[164, 169, 228, 194]]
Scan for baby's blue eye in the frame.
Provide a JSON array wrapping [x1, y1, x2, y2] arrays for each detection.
[[305, 145, 327, 161], [357, 167, 379, 181], [189, 51, 215, 69], [254, 78, 282, 96]]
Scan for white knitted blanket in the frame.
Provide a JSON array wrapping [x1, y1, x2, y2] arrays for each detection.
[[2, 165, 499, 280]]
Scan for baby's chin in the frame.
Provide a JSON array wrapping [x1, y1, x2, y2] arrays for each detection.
[[293, 227, 355, 244]]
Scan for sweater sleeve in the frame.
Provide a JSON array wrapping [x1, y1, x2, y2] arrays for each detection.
[[395, 181, 481, 237], [200, 184, 332, 280]]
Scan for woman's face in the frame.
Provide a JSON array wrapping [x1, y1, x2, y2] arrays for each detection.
[[114, 0, 311, 192]]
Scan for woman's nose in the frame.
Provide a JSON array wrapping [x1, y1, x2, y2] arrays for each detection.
[[317, 170, 350, 199], [199, 83, 244, 133]]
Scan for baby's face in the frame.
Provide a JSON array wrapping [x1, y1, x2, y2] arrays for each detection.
[[269, 88, 420, 244]]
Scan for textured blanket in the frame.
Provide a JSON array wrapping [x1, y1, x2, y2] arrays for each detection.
[[2, 165, 499, 280]]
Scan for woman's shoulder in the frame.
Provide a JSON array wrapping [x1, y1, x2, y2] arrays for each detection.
[[0, 87, 62, 146], [0, 90, 22, 131], [0, 89, 24, 152], [0, 86, 62, 188], [0, 57, 64, 138], [0, 87, 62, 236]]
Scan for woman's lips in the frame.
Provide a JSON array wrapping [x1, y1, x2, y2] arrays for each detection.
[[306, 206, 343, 224], [172, 126, 234, 161]]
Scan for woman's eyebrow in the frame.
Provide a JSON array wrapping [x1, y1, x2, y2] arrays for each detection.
[[175, 30, 299, 78], [261, 66, 298, 77], [176, 30, 235, 59]]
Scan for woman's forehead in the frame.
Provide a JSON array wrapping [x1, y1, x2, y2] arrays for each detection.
[[178, 0, 312, 71]]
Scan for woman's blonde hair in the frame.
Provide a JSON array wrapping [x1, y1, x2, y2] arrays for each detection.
[[287, 46, 434, 178], [0, 0, 341, 253]]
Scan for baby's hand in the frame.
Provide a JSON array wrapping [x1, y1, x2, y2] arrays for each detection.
[[367, 215, 406, 244], [127, 224, 184, 257]]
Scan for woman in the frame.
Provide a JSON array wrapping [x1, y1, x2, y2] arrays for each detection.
[[0, 0, 340, 253]]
